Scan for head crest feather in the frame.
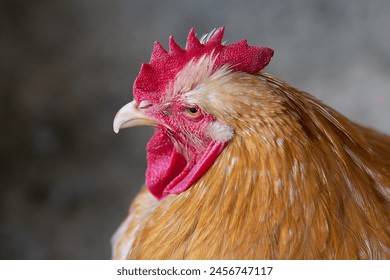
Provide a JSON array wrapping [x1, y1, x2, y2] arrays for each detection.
[[133, 27, 274, 103]]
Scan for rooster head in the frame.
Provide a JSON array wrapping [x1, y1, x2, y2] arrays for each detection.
[[113, 27, 273, 200]]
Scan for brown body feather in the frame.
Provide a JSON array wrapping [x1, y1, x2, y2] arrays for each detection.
[[112, 72, 390, 259]]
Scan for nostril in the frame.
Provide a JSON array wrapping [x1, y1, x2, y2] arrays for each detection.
[[139, 100, 152, 110]]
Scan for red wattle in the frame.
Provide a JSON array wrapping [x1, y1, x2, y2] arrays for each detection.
[[164, 140, 227, 196], [145, 130, 187, 199], [145, 129, 227, 200]]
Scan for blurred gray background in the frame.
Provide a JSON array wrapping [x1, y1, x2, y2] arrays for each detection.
[[1, 0, 389, 259]]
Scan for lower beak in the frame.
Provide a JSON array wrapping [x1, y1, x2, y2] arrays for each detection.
[[113, 100, 157, 133]]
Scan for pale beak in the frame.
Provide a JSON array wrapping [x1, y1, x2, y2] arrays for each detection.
[[113, 100, 157, 133]]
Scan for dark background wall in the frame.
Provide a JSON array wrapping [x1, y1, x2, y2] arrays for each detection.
[[1, 0, 389, 259]]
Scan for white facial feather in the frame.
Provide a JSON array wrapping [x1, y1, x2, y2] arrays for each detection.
[[172, 53, 218, 96], [199, 28, 218, 44], [199, 28, 228, 45]]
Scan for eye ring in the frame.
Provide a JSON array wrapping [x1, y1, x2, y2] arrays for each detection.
[[184, 105, 202, 117]]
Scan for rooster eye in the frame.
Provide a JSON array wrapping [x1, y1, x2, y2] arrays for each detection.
[[185, 105, 201, 117], [189, 107, 198, 113]]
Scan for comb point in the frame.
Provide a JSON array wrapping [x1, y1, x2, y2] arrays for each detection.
[[186, 28, 202, 50], [207, 27, 225, 45], [150, 41, 168, 63], [169, 36, 184, 55]]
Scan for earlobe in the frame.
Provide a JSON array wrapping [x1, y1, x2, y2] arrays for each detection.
[[205, 121, 234, 142]]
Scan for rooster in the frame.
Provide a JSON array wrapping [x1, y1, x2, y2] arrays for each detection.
[[112, 27, 390, 259]]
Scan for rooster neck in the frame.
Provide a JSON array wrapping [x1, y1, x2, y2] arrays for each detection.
[[123, 126, 389, 259]]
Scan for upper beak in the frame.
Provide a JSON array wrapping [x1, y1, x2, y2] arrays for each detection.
[[113, 100, 157, 133]]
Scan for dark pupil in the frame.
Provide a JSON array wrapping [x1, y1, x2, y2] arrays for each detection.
[[189, 107, 198, 113]]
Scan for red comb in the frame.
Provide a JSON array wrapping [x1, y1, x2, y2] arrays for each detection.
[[133, 27, 274, 103]]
